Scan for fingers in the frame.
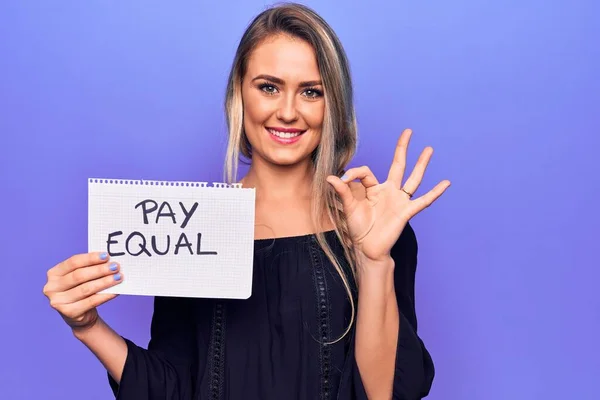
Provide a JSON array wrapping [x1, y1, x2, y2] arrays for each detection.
[[44, 252, 123, 329], [387, 129, 412, 187], [49, 252, 110, 277], [58, 293, 119, 321], [49, 261, 121, 293], [327, 165, 379, 212], [401, 146, 434, 197], [409, 180, 451, 215], [326, 175, 356, 212], [341, 166, 379, 189], [59, 272, 124, 304], [47, 271, 123, 309]]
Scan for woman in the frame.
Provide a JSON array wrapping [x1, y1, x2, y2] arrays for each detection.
[[43, 3, 450, 399]]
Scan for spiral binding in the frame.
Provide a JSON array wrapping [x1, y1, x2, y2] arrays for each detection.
[[88, 178, 245, 189]]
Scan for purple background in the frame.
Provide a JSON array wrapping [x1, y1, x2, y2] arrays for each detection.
[[2, 1, 599, 399]]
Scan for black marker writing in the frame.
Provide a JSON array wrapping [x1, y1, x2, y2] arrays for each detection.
[[125, 231, 152, 257], [151, 235, 170, 255], [107, 199, 217, 257], [174, 232, 193, 255], [179, 201, 198, 229], [156, 201, 176, 225], [135, 200, 158, 225], [107, 231, 125, 256], [196, 233, 217, 255], [107, 231, 217, 257]]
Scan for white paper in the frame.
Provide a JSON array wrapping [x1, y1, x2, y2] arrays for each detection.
[[88, 178, 256, 299]]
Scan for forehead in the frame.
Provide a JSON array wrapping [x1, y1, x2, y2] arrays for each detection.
[[246, 35, 321, 81]]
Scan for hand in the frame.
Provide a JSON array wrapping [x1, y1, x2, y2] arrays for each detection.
[[43, 252, 123, 332], [326, 129, 451, 264]]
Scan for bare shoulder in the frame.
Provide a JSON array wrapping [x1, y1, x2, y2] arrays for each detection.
[[348, 181, 367, 200]]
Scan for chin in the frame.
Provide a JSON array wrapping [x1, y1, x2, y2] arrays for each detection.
[[264, 151, 312, 167]]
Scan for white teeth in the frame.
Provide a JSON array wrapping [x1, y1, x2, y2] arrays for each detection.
[[268, 128, 302, 138]]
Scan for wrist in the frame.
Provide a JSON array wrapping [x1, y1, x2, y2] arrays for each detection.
[[72, 316, 104, 341], [354, 248, 394, 267], [356, 256, 395, 291]]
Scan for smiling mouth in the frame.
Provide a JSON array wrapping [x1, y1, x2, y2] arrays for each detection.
[[266, 128, 307, 139]]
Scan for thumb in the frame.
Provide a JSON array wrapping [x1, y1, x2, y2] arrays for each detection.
[[326, 175, 356, 213]]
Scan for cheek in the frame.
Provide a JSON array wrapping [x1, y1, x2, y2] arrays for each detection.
[[243, 90, 271, 128], [302, 103, 325, 131]]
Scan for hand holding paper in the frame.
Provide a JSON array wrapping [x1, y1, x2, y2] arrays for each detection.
[[42, 252, 123, 331]]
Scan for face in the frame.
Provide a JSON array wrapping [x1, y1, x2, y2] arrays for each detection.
[[241, 34, 325, 167]]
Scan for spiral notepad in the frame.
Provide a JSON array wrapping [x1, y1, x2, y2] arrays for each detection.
[[88, 178, 256, 299]]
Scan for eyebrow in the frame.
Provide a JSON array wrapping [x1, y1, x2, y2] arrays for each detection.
[[251, 74, 322, 87]]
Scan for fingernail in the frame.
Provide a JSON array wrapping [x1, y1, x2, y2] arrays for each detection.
[[100, 252, 108, 260], [109, 262, 118, 272], [341, 173, 348, 181], [113, 273, 122, 281]]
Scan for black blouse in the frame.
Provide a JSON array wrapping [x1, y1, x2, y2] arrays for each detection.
[[108, 223, 434, 399]]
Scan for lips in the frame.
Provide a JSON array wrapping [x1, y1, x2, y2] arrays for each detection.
[[267, 128, 305, 139], [265, 127, 306, 144]]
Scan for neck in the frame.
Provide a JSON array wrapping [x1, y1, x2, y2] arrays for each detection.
[[241, 157, 314, 201]]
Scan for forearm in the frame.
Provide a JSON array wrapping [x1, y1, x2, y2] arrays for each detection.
[[355, 257, 399, 400], [73, 316, 128, 384]]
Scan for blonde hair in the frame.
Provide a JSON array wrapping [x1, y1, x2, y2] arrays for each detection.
[[224, 2, 358, 344]]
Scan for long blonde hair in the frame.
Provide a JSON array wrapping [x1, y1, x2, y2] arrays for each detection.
[[224, 3, 358, 343]]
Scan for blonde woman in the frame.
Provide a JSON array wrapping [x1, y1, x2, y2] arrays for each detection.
[[43, 3, 450, 399]]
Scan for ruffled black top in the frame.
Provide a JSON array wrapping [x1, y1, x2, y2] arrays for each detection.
[[109, 223, 434, 399]]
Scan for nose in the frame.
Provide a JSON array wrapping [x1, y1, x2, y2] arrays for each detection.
[[275, 93, 299, 123]]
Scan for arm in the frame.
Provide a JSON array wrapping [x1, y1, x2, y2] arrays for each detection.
[[355, 255, 399, 399], [73, 317, 128, 383], [80, 296, 200, 399], [328, 129, 445, 399], [43, 252, 200, 399], [355, 222, 434, 400]]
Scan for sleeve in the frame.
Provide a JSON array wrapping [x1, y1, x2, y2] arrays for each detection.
[[107, 296, 200, 399], [345, 222, 435, 400], [388, 222, 435, 399]]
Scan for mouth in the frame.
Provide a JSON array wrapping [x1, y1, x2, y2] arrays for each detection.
[[266, 127, 307, 144]]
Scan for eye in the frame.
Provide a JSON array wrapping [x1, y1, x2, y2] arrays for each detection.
[[302, 88, 323, 99], [258, 83, 278, 95]]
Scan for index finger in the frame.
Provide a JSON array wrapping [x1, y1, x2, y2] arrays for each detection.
[[50, 252, 110, 277]]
